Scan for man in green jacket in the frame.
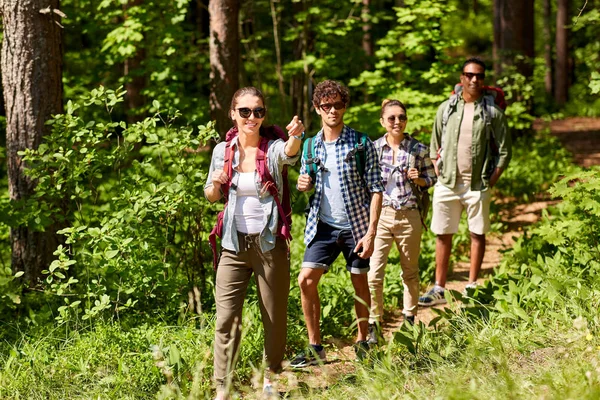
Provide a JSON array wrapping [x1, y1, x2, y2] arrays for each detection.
[[419, 57, 512, 306]]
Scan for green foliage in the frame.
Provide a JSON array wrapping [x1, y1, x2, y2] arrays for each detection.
[[17, 87, 219, 323]]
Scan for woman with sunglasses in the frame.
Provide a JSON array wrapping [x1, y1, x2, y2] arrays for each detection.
[[367, 99, 436, 342], [204, 87, 304, 399]]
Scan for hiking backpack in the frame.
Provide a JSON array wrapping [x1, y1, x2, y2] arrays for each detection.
[[302, 130, 369, 183], [208, 125, 293, 269], [437, 84, 507, 171], [405, 137, 431, 230]]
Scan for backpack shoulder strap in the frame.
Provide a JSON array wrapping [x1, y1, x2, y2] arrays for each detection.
[[303, 136, 318, 182], [354, 130, 367, 177], [406, 136, 420, 170], [255, 137, 292, 241]]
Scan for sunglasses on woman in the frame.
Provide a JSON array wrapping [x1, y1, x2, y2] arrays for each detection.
[[237, 107, 266, 119], [387, 115, 407, 123]]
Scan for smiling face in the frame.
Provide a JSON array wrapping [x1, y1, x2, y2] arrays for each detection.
[[230, 94, 265, 137], [460, 62, 486, 100], [315, 93, 346, 130], [380, 105, 407, 138]]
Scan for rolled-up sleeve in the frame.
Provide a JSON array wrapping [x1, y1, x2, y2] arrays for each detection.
[[364, 138, 384, 193], [204, 141, 226, 193]]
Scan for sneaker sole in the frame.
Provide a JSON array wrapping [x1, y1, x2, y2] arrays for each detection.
[[418, 298, 447, 307], [289, 358, 326, 368]]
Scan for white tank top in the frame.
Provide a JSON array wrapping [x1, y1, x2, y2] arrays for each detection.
[[234, 172, 263, 234]]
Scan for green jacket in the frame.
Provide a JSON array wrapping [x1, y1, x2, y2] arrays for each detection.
[[430, 95, 511, 191]]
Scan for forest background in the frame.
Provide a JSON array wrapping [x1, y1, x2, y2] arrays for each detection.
[[1, 0, 600, 398]]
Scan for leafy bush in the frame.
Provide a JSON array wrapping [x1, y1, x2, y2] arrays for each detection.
[[17, 87, 219, 323]]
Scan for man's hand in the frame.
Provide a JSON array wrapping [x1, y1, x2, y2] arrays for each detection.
[[297, 173, 314, 192], [354, 231, 375, 259]]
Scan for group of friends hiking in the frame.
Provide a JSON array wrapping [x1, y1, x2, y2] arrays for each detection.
[[204, 57, 512, 399]]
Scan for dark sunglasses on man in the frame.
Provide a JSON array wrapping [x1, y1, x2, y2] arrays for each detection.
[[462, 72, 486, 80], [236, 107, 266, 119], [318, 101, 346, 112]]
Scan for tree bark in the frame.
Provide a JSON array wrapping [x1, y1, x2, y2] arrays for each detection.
[[209, 0, 240, 137], [124, 0, 146, 124], [543, 0, 553, 95], [362, 0, 373, 58], [270, 0, 287, 116], [1, 0, 64, 285], [555, 0, 569, 105], [492, 0, 535, 78]]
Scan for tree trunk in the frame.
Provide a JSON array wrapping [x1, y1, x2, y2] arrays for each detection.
[[124, 0, 146, 124], [1, 0, 64, 285], [362, 0, 373, 58], [555, 0, 569, 105], [492, 0, 535, 78], [270, 0, 287, 116], [209, 0, 240, 137], [543, 0, 553, 95]]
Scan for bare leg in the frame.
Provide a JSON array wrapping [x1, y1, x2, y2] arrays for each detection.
[[469, 232, 486, 283], [298, 268, 325, 345], [350, 273, 371, 342], [435, 234, 453, 288]]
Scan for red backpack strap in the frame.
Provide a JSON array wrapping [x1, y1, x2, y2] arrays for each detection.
[[208, 140, 235, 270], [255, 137, 292, 242]]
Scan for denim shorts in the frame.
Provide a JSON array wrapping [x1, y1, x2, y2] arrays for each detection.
[[302, 222, 370, 274]]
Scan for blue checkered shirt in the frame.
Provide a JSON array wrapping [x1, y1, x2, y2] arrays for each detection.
[[301, 125, 384, 245], [374, 133, 436, 210]]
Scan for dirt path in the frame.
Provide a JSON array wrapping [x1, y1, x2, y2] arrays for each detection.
[[273, 117, 600, 396]]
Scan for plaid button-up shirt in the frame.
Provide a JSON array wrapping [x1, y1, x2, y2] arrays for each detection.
[[374, 133, 436, 210], [301, 125, 384, 245]]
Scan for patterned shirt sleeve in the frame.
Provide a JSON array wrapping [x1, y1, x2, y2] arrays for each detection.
[[364, 137, 384, 193]]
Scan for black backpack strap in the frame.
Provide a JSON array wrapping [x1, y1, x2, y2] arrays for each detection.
[[354, 131, 367, 177]]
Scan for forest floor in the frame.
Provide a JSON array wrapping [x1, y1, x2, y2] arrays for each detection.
[[272, 117, 600, 396]]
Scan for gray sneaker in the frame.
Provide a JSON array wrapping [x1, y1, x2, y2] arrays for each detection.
[[367, 323, 381, 345], [289, 345, 326, 368], [418, 286, 446, 306]]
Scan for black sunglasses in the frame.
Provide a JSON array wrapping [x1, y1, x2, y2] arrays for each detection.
[[236, 107, 266, 119], [387, 115, 407, 123], [462, 72, 486, 80], [318, 101, 346, 112]]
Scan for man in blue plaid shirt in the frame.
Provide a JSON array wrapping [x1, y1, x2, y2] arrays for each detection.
[[290, 80, 384, 367]]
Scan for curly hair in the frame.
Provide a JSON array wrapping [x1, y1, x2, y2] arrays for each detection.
[[380, 99, 407, 118], [312, 80, 350, 108]]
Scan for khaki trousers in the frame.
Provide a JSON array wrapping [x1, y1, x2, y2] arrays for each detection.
[[213, 234, 290, 385], [368, 207, 422, 322]]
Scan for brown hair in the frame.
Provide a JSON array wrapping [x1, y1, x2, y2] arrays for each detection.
[[312, 80, 350, 108], [230, 86, 266, 111], [380, 99, 407, 118]]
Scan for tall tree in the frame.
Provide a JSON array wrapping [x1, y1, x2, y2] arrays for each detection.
[[543, 0, 553, 95], [209, 0, 240, 136], [493, 0, 535, 78], [124, 0, 146, 124], [555, 0, 569, 105], [1, 0, 64, 285]]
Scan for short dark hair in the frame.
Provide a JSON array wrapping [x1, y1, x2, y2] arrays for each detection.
[[462, 57, 486, 72], [380, 99, 407, 118], [312, 80, 350, 107]]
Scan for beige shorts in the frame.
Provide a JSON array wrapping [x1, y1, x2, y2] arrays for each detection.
[[430, 182, 491, 235]]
